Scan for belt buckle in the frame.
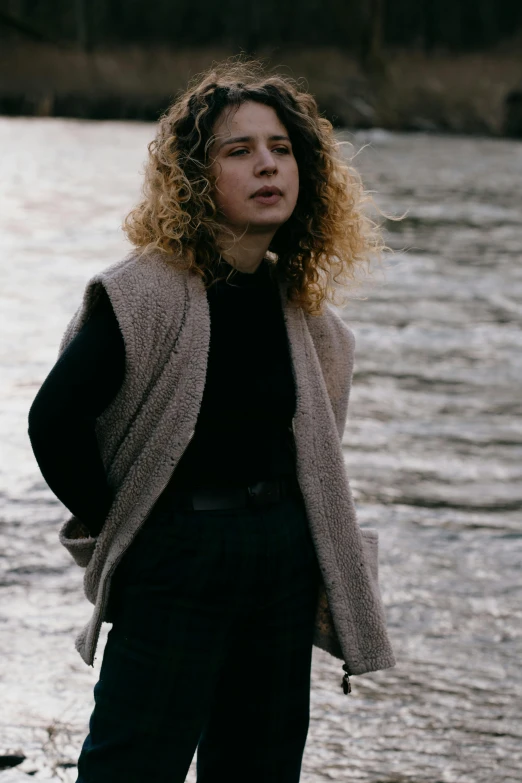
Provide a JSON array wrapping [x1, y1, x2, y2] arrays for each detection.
[[247, 480, 280, 507]]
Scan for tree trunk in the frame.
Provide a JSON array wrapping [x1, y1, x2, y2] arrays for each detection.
[[361, 0, 387, 77], [75, 0, 88, 52]]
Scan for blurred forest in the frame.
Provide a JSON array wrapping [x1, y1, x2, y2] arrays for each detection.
[[1, 0, 522, 134], [2, 0, 522, 51]]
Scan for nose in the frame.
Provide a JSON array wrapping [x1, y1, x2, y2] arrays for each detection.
[[255, 147, 278, 177]]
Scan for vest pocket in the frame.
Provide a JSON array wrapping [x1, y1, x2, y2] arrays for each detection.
[[360, 528, 379, 584], [59, 516, 98, 568]]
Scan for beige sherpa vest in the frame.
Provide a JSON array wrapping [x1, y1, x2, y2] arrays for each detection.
[[58, 250, 396, 688]]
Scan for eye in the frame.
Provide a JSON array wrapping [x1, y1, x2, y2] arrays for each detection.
[[228, 148, 249, 156], [274, 146, 291, 154]]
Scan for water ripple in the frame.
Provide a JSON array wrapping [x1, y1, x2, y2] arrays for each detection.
[[0, 119, 520, 781]]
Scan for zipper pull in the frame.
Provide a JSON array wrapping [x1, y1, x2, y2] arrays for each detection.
[[342, 664, 351, 695]]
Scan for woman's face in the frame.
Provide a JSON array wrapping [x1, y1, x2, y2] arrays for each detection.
[[208, 101, 299, 236]]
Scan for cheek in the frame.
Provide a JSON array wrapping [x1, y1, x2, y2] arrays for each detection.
[[213, 170, 245, 217], [289, 162, 300, 207]]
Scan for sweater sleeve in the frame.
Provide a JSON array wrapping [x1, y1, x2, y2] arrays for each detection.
[[28, 288, 125, 537]]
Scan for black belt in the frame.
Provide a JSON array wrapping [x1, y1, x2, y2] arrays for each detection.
[[169, 476, 301, 511]]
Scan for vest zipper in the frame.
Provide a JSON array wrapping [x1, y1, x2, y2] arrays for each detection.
[[87, 426, 196, 663]]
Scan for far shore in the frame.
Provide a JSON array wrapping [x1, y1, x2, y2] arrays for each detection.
[[2, 43, 522, 137]]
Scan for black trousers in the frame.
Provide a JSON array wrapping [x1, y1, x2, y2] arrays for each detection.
[[76, 490, 322, 783]]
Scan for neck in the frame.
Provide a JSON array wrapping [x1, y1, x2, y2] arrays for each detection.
[[216, 228, 275, 274]]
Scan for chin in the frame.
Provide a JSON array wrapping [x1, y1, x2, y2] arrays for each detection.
[[247, 209, 294, 228]]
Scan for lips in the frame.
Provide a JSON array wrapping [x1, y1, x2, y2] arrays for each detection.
[[251, 186, 283, 197]]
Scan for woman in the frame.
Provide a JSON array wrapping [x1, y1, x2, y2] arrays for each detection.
[[28, 59, 395, 783]]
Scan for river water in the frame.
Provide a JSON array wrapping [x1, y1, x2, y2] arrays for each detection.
[[0, 118, 520, 782]]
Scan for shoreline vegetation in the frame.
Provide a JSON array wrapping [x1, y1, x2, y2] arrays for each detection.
[[2, 43, 522, 137]]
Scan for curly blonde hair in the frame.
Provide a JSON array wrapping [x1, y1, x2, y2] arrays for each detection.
[[123, 58, 385, 315]]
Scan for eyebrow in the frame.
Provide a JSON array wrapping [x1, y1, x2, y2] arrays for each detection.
[[217, 134, 291, 151]]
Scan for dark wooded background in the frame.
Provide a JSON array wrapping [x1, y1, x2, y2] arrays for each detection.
[[1, 0, 522, 134], [1, 0, 522, 53]]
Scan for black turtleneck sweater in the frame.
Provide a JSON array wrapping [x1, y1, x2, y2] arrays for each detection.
[[28, 259, 297, 536]]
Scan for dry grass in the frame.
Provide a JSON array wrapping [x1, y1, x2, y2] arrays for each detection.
[[2, 42, 522, 134]]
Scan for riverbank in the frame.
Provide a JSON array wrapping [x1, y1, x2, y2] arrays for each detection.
[[2, 43, 522, 135]]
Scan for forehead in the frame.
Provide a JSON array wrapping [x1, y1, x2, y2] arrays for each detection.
[[213, 101, 288, 139]]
